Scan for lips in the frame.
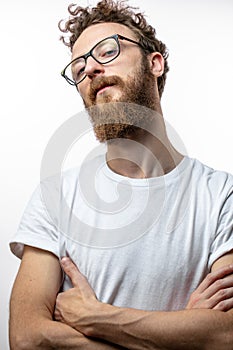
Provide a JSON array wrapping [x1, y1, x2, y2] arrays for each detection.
[[88, 76, 125, 104], [95, 83, 114, 97]]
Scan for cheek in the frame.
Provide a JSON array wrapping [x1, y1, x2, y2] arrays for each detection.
[[78, 78, 86, 92], [78, 82, 89, 101], [120, 50, 143, 71]]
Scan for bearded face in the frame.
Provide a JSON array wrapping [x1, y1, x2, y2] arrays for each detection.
[[83, 55, 159, 142]]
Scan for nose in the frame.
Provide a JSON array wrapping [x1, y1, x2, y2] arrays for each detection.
[[84, 56, 105, 79]]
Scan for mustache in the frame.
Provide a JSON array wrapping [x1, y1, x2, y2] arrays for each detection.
[[89, 75, 125, 103]]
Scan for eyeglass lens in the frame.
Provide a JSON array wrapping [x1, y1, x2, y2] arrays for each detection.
[[66, 37, 119, 84]]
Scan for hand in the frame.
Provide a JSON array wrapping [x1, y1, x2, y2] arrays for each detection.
[[186, 264, 233, 311], [54, 257, 100, 335]]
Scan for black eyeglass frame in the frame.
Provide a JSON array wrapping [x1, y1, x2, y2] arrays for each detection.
[[61, 34, 144, 86]]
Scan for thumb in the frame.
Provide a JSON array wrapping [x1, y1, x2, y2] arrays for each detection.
[[61, 257, 96, 298], [61, 257, 81, 287]]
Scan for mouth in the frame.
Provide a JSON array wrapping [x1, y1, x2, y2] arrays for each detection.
[[94, 83, 115, 98], [88, 76, 124, 105], [96, 85, 112, 95]]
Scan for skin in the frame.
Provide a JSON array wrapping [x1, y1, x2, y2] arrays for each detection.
[[9, 246, 126, 350], [186, 251, 233, 311], [75, 23, 154, 105], [75, 22, 184, 179], [54, 256, 233, 349], [54, 23, 233, 348], [9, 23, 233, 349]]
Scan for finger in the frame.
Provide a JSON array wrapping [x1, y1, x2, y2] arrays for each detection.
[[191, 275, 233, 309], [54, 307, 62, 322], [213, 295, 233, 312], [199, 273, 233, 300], [61, 257, 96, 298], [61, 257, 82, 287], [195, 264, 233, 294], [208, 286, 233, 309]]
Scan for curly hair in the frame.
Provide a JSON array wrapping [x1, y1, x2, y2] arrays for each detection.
[[59, 0, 169, 97]]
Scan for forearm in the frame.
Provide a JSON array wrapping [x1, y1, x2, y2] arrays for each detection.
[[10, 317, 126, 350], [39, 319, 126, 350], [83, 304, 233, 350], [56, 258, 233, 349]]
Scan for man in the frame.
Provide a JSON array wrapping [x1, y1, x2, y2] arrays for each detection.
[[9, 1, 233, 349]]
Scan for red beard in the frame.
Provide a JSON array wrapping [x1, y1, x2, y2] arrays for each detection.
[[84, 56, 160, 143]]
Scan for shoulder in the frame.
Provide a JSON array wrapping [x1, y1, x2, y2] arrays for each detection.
[[188, 157, 233, 198]]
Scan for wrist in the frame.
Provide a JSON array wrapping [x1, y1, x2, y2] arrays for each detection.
[[85, 302, 118, 338]]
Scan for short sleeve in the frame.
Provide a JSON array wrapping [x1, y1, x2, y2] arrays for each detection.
[[10, 176, 60, 259], [208, 183, 233, 268]]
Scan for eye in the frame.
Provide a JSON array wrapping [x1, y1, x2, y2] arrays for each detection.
[[94, 39, 118, 62], [101, 48, 118, 58], [71, 59, 85, 80], [72, 67, 84, 82], [77, 66, 85, 76]]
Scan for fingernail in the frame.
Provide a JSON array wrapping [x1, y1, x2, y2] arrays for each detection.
[[61, 257, 69, 266]]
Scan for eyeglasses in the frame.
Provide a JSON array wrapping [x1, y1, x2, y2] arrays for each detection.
[[61, 34, 143, 86]]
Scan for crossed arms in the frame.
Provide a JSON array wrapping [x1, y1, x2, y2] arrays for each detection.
[[10, 246, 233, 350], [9, 247, 124, 350]]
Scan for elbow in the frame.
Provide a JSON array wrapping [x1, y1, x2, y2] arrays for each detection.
[[9, 327, 46, 350], [10, 334, 34, 350], [10, 334, 47, 350], [9, 324, 28, 350]]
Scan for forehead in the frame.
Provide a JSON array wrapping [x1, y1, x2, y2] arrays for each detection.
[[72, 22, 137, 57]]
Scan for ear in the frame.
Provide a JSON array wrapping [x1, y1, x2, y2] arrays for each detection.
[[148, 52, 164, 78]]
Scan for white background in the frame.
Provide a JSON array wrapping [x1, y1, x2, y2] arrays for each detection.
[[1, 0, 233, 348]]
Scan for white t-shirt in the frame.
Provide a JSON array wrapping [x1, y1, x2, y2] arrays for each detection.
[[10, 155, 233, 311]]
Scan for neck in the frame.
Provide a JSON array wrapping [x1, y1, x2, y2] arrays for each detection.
[[106, 113, 183, 179]]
